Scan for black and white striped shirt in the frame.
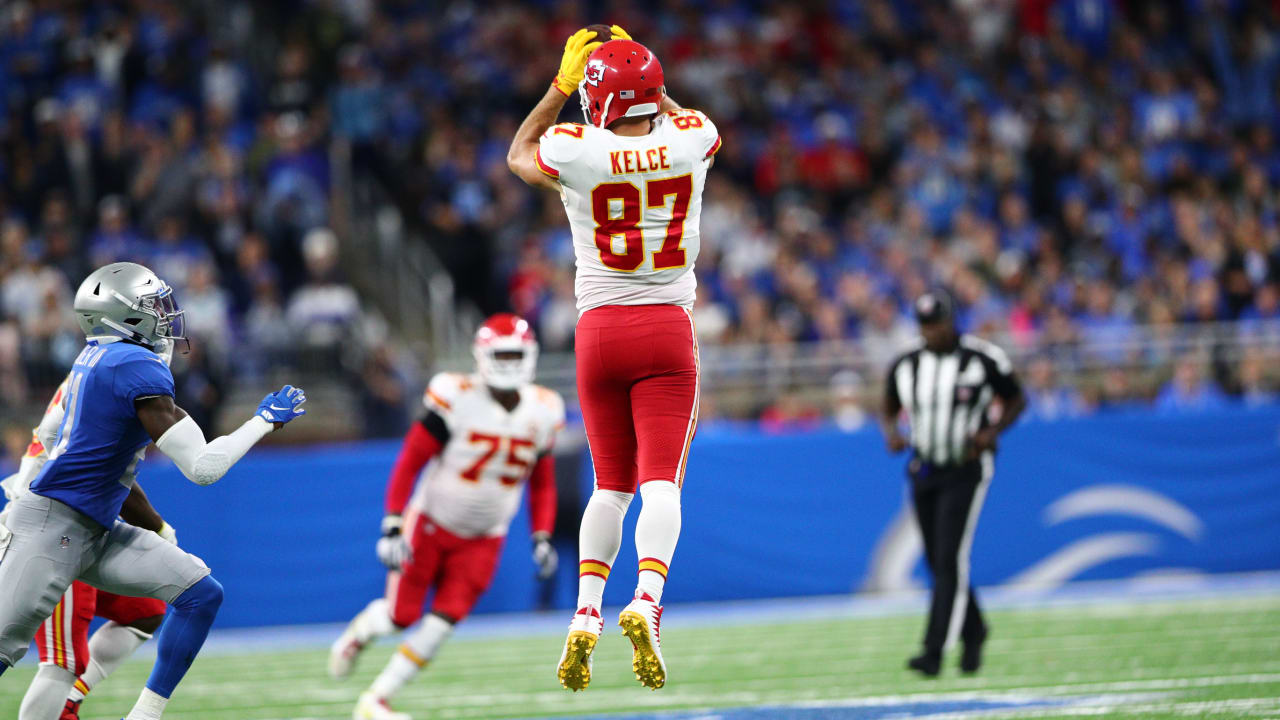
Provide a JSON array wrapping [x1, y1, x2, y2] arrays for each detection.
[[884, 335, 1022, 466]]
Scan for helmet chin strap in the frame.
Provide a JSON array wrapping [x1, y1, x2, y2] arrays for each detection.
[[597, 92, 614, 128]]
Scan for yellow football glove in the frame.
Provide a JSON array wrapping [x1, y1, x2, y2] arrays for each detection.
[[608, 25, 632, 41], [553, 28, 604, 96]]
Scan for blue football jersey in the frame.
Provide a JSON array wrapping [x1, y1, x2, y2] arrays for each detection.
[[30, 340, 175, 527]]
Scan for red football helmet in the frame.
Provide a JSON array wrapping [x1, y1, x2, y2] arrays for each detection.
[[473, 313, 538, 390], [579, 39, 665, 129]]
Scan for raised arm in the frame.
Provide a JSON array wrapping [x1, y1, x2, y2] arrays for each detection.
[[138, 385, 306, 486], [509, 26, 632, 190], [508, 86, 572, 191]]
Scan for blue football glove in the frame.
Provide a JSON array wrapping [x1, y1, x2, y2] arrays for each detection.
[[257, 385, 307, 425]]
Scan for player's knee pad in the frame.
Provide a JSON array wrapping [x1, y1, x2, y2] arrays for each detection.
[[589, 489, 633, 513], [173, 575, 224, 618], [34, 662, 76, 682], [639, 479, 680, 505]]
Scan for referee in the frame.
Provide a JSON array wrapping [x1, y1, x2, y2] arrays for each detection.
[[881, 290, 1025, 676]]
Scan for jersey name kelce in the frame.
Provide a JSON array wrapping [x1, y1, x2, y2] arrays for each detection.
[[537, 109, 721, 314], [411, 373, 565, 538]]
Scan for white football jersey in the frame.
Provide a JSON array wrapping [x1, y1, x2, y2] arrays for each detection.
[[0, 375, 150, 518], [407, 372, 566, 538], [0, 377, 69, 507], [537, 108, 721, 314]]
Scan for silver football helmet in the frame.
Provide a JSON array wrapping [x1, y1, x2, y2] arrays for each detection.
[[73, 262, 185, 349]]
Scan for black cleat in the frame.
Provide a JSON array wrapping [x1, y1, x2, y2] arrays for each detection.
[[907, 652, 941, 677], [960, 640, 984, 674]]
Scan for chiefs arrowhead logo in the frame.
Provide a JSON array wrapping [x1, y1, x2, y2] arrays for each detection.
[[583, 59, 607, 87]]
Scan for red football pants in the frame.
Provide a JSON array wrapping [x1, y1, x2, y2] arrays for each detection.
[[35, 582, 166, 674], [386, 514, 504, 626], [575, 304, 699, 493]]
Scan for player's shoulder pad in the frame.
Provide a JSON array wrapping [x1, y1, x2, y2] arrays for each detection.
[[106, 343, 174, 399], [104, 342, 171, 375], [661, 108, 721, 159], [960, 334, 1013, 374], [424, 371, 474, 414], [538, 123, 590, 175], [528, 384, 566, 428], [100, 340, 159, 364]]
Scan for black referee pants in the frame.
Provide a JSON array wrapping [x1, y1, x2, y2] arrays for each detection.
[[910, 457, 991, 656]]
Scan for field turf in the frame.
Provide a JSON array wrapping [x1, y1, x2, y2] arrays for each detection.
[[2, 589, 1277, 719]]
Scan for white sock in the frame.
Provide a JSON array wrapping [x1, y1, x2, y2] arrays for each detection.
[[69, 621, 151, 702], [353, 598, 397, 643], [125, 687, 168, 720], [576, 489, 632, 609], [19, 663, 76, 720], [368, 614, 454, 700], [634, 481, 681, 604]]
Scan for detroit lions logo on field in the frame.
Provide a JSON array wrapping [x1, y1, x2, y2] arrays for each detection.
[[584, 59, 607, 86], [863, 483, 1208, 593]]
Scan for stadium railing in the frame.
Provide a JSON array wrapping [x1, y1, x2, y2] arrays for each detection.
[[496, 319, 1280, 416]]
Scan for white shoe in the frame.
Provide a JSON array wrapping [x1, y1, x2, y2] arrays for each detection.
[[619, 591, 667, 689], [353, 692, 411, 720], [557, 605, 603, 691], [329, 625, 368, 679]]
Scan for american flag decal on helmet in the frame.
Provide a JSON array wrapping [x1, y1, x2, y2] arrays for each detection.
[[620, 89, 635, 99]]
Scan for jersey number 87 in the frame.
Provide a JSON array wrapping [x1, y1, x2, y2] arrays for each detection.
[[591, 175, 692, 272]]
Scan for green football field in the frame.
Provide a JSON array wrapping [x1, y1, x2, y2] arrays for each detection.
[[2, 590, 1278, 720]]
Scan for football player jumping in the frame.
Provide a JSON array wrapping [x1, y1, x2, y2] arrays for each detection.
[[508, 27, 719, 690], [4, 375, 171, 720], [328, 314, 565, 720], [0, 262, 307, 720]]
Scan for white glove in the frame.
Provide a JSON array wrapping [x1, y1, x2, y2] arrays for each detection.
[[532, 534, 558, 580], [377, 514, 412, 570], [157, 521, 178, 545], [377, 535, 411, 570]]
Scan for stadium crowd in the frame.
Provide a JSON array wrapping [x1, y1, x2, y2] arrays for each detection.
[[2, 0, 1279, 440]]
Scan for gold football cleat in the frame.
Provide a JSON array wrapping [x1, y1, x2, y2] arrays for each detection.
[[619, 607, 666, 690], [557, 629, 598, 691]]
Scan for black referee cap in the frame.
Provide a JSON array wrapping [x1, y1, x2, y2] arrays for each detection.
[[914, 290, 955, 324]]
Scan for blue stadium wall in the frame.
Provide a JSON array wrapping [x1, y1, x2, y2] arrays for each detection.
[[27, 407, 1280, 628]]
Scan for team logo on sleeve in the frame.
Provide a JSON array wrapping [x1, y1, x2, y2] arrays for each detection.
[[584, 59, 607, 87]]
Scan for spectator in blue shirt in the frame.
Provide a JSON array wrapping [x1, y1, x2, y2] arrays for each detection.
[[1155, 354, 1230, 412]]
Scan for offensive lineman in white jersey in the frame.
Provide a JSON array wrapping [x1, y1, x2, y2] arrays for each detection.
[[329, 314, 565, 720], [508, 26, 718, 691]]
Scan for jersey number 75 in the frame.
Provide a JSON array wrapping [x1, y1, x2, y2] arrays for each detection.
[[460, 432, 536, 486], [591, 175, 692, 272]]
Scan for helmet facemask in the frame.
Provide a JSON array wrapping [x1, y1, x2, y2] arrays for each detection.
[[101, 282, 187, 352], [474, 344, 538, 391]]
